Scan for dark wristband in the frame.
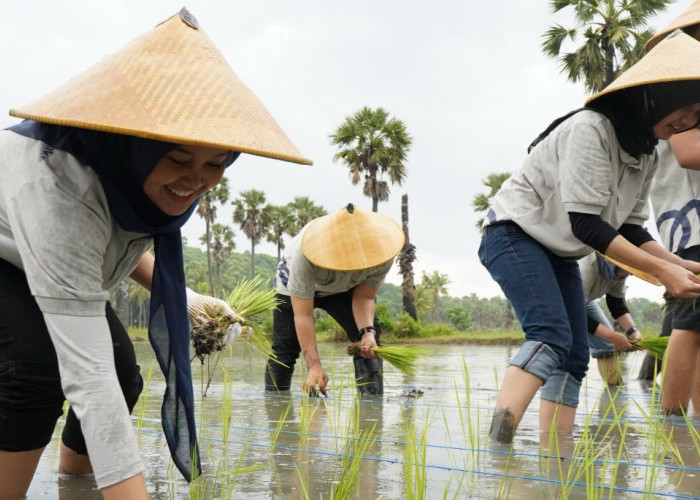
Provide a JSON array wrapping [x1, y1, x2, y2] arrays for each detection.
[[359, 326, 376, 337], [625, 326, 639, 337]]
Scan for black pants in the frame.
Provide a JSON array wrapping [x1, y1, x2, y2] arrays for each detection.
[[0, 258, 143, 453], [264, 290, 383, 394]]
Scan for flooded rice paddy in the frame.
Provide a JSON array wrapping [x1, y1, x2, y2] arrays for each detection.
[[28, 343, 700, 499]]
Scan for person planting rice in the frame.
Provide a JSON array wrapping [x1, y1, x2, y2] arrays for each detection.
[[0, 9, 310, 499], [646, 1, 700, 415], [264, 203, 404, 396], [578, 253, 642, 387], [479, 31, 700, 444]]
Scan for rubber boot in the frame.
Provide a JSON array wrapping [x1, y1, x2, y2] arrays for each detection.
[[353, 356, 383, 395]]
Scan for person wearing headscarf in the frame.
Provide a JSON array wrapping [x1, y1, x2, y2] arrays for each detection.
[[578, 253, 641, 386], [646, 3, 700, 413], [264, 204, 404, 396], [0, 9, 311, 499], [479, 31, 700, 444]]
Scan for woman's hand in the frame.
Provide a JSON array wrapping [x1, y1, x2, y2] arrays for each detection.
[[656, 262, 700, 299], [185, 288, 246, 345]]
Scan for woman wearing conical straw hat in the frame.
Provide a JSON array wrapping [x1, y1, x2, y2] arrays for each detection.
[[479, 30, 700, 444], [0, 9, 310, 499], [264, 203, 404, 396], [646, 1, 700, 415]]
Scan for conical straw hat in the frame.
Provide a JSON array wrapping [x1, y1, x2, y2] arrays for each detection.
[[597, 253, 662, 286], [301, 204, 405, 271], [647, 0, 700, 51], [9, 8, 311, 165], [586, 31, 700, 106]]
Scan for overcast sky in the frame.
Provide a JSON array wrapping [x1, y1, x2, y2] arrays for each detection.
[[0, 1, 692, 301]]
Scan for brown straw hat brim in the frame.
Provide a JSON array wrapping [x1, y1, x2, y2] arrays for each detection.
[[646, 0, 700, 51], [301, 204, 405, 271], [586, 31, 700, 106], [597, 253, 662, 286], [9, 9, 312, 166]]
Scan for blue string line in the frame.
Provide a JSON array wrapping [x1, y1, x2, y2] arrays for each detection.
[[134, 415, 700, 473], [137, 427, 700, 499]]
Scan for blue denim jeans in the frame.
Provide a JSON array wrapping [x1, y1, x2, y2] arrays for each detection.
[[586, 301, 616, 358], [479, 221, 589, 406]]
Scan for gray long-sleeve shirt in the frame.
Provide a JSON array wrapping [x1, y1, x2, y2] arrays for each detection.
[[0, 130, 151, 487]]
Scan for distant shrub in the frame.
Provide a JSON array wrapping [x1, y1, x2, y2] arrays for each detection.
[[420, 322, 458, 338], [393, 312, 421, 338]]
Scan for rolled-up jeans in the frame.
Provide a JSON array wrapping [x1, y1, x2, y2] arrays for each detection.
[[478, 221, 589, 406]]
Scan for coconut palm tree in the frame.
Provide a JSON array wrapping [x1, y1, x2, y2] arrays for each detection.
[[197, 177, 230, 294], [232, 189, 270, 278], [415, 270, 449, 322], [287, 196, 327, 236], [330, 106, 412, 212], [541, 0, 671, 93]]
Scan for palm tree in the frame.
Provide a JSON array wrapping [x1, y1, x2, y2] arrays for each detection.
[[330, 106, 412, 212], [415, 270, 449, 322], [128, 281, 151, 328], [265, 205, 296, 261], [287, 196, 327, 236], [472, 172, 511, 231], [197, 177, 230, 294], [232, 189, 270, 278], [206, 223, 236, 297], [398, 194, 417, 320], [541, 0, 671, 93], [472, 172, 514, 329]]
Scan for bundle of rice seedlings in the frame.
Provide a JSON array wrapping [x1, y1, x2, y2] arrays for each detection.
[[225, 275, 281, 360], [347, 343, 426, 375], [190, 276, 280, 362], [635, 336, 669, 360]]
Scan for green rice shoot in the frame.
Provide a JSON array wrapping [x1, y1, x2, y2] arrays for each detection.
[[347, 343, 425, 375], [635, 336, 669, 360]]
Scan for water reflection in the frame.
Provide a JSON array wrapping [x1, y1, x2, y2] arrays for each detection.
[[26, 343, 700, 499]]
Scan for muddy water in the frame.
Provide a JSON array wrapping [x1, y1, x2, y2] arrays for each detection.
[[27, 343, 700, 499]]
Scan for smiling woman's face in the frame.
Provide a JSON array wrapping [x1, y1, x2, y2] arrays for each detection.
[[652, 103, 700, 140], [143, 145, 229, 216]]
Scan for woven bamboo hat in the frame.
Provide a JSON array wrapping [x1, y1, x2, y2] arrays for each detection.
[[9, 8, 311, 166], [597, 253, 662, 286], [647, 0, 700, 51], [301, 203, 405, 271], [585, 30, 700, 106]]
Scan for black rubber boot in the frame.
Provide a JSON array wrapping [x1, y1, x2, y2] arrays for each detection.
[[353, 356, 384, 395], [265, 357, 294, 392]]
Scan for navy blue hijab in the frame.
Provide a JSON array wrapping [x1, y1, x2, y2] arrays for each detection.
[[9, 120, 237, 481]]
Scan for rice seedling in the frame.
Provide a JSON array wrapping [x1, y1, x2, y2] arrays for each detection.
[[634, 336, 669, 360], [136, 360, 155, 442], [219, 365, 234, 445], [402, 405, 431, 500], [346, 342, 425, 374], [332, 396, 378, 499]]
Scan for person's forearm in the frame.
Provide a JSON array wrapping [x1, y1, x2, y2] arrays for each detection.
[[604, 236, 676, 277], [295, 315, 321, 369], [614, 312, 636, 333], [130, 252, 154, 291]]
